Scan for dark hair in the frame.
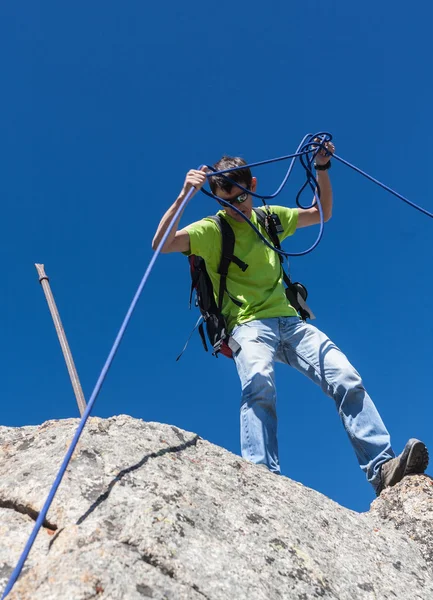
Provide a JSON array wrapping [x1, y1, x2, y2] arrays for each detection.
[[209, 156, 252, 194]]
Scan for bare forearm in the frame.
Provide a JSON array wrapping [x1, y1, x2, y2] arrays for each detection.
[[152, 194, 187, 251], [316, 170, 333, 221], [152, 168, 207, 252]]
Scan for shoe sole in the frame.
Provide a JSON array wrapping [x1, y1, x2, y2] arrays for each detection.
[[404, 438, 429, 476]]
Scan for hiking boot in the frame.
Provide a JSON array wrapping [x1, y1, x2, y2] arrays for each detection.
[[376, 438, 429, 496]]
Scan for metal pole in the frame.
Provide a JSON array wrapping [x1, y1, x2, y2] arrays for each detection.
[[35, 263, 87, 416]]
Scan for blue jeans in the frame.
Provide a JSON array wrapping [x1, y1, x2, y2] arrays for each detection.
[[231, 316, 394, 491]]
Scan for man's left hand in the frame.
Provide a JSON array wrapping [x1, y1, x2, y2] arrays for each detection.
[[315, 140, 335, 166]]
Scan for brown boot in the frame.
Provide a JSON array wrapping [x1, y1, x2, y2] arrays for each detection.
[[376, 438, 429, 496]]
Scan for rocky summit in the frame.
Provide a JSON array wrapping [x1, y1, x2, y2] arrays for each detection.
[[1, 415, 432, 599]]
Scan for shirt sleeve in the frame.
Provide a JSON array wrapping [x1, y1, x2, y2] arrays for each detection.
[[183, 218, 221, 262], [269, 205, 298, 241]]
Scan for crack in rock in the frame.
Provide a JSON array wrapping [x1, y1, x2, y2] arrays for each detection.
[[122, 540, 211, 598], [76, 435, 200, 526], [0, 497, 57, 531], [140, 552, 176, 579], [191, 583, 212, 599], [121, 539, 175, 579]]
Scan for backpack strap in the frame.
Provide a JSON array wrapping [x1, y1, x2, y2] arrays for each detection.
[[179, 216, 247, 361], [207, 215, 248, 311], [253, 207, 283, 260], [253, 207, 315, 320]]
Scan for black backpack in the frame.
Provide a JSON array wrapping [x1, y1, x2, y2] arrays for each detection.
[[177, 208, 314, 360]]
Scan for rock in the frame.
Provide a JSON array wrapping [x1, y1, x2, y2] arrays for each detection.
[[369, 474, 433, 567], [0, 415, 432, 599]]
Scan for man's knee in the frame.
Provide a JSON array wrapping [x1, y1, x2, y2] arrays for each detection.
[[241, 372, 277, 416], [334, 368, 366, 412], [242, 369, 274, 394]]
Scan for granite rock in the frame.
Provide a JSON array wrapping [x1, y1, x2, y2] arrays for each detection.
[[0, 415, 432, 599]]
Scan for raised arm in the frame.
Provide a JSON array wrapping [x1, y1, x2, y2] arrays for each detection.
[[152, 168, 207, 253], [297, 140, 335, 229]]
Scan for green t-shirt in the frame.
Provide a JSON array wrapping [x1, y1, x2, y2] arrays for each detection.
[[185, 206, 299, 332]]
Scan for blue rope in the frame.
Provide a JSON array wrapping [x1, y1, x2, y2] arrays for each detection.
[[201, 132, 328, 257], [0, 186, 198, 599], [214, 187, 324, 259], [203, 131, 432, 218], [205, 132, 331, 201], [3, 132, 432, 598], [200, 131, 432, 262], [332, 153, 433, 218]]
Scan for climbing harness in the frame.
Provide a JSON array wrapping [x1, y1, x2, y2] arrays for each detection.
[[3, 131, 432, 598]]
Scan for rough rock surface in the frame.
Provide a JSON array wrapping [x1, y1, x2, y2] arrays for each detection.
[[0, 415, 432, 599]]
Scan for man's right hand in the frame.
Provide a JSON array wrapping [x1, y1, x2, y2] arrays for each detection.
[[152, 167, 208, 253], [179, 167, 208, 198]]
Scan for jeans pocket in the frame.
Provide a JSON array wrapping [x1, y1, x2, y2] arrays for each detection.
[[232, 322, 263, 347]]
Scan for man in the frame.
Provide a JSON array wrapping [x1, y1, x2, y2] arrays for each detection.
[[152, 142, 428, 495]]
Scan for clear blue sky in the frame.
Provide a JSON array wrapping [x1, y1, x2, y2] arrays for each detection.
[[1, 1, 432, 512]]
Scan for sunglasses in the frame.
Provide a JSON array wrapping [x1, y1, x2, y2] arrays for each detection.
[[226, 191, 249, 206]]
